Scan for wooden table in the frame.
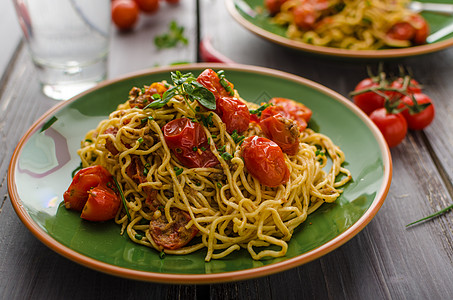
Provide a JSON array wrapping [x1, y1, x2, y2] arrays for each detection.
[[2, 1, 453, 299]]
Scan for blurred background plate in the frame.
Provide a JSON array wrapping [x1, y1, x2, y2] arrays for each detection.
[[227, 0, 453, 59], [8, 63, 391, 284]]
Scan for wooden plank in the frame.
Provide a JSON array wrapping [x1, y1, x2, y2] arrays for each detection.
[[0, 0, 22, 82]]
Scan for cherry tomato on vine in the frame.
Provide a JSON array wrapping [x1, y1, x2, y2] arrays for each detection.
[[111, 0, 140, 30], [399, 93, 435, 130], [369, 108, 408, 148], [241, 136, 290, 187], [163, 118, 219, 168], [352, 78, 388, 115], [80, 185, 121, 222], [259, 106, 300, 155], [134, 0, 159, 14], [389, 77, 422, 99], [215, 96, 250, 134]]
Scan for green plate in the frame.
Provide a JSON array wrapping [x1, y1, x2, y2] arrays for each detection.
[[227, 0, 453, 58], [8, 64, 391, 284]]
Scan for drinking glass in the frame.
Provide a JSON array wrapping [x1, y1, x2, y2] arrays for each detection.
[[12, 0, 111, 100]]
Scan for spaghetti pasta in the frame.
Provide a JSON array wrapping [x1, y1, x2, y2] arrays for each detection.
[[269, 0, 429, 50], [76, 69, 351, 261]]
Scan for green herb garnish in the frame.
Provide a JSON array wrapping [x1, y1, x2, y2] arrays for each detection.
[[174, 166, 183, 176], [143, 163, 150, 176], [249, 103, 271, 117], [135, 233, 143, 240], [231, 130, 245, 144], [113, 177, 131, 221], [406, 204, 453, 227], [216, 182, 222, 189], [159, 251, 166, 259], [154, 21, 188, 49], [40, 116, 58, 132], [217, 70, 234, 96], [144, 71, 216, 112], [221, 152, 233, 161], [137, 137, 144, 143]]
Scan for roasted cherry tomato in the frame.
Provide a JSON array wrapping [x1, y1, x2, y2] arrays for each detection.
[[196, 68, 233, 100], [269, 97, 312, 131], [163, 118, 219, 168], [80, 185, 121, 222], [265, 0, 289, 15], [216, 96, 250, 134], [369, 108, 408, 148], [259, 106, 300, 155], [63, 165, 114, 211], [149, 208, 199, 250], [352, 78, 388, 115], [241, 136, 290, 187], [111, 0, 140, 30], [134, 0, 159, 14], [399, 93, 435, 130], [292, 0, 329, 30], [387, 14, 429, 45], [145, 82, 169, 98]]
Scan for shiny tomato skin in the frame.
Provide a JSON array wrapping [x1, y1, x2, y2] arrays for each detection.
[[134, 0, 159, 14], [399, 93, 435, 130], [112, 0, 139, 30], [241, 136, 290, 187], [145, 82, 168, 97], [259, 106, 300, 155], [269, 97, 312, 131], [216, 96, 250, 134], [411, 14, 429, 45], [63, 165, 113, 211], [293, 3, 317, 30], [163, 118, 219, 168], [353, 78, 387, 115], [369, 108, 408, 148], [390, 77, 422, 96], [196, 69, 233, 100], [387, 22, 416, 41], [80, 185, 121, 222]]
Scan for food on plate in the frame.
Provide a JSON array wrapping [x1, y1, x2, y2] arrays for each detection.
[[65, 68, 351, 261], [350, 67, 435, 147], [266, 0, 429, 50]]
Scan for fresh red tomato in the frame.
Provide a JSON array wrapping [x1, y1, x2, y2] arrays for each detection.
[[134, 0, 159, 14], [369, 108, 408, 148], [259, 106, 300, 155], [390, 77, 422, 97], [241, 136, 290, 187], [196, 69, 234, 100], [80, 185, 121, 222], [149, 208, 198, 250], [63, 165, 114, 211], [399, 93, 435, 130], [215, 96, 250, 134], [353, 78, 388, 115], [163, 118, 219, 168], [269, 97, 312, 131], [112, 0, 140, 30]]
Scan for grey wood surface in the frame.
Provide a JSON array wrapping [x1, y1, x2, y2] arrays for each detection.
[[2, 0, 453, 299]]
